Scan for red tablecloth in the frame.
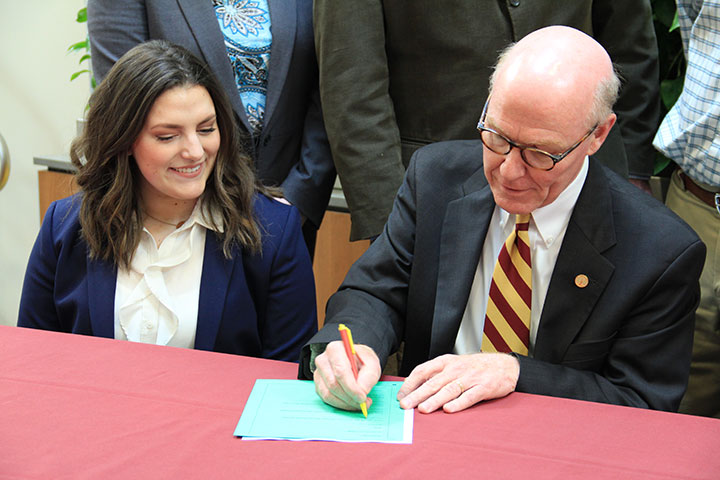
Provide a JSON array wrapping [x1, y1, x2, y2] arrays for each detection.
[[1, 325, 718, 479]]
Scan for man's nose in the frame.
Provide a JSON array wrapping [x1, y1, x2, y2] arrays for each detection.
[[499, 147, 528, 179]]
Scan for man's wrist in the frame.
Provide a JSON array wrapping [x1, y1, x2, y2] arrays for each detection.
[[309, 343, 328, 373]]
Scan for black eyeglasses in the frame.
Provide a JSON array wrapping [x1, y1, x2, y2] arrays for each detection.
[[476, 98, 597, 171]]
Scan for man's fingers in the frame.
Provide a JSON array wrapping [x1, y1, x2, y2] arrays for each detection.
[[331, 353, 370, 406], [398, 353, 520, 412], [313, 341, 382, 412], [398, 368, 429, 400], [397, 355, 447, 400], [314, 345, 359, 407], [355, 344, 382, 395], [414, 377, 467, 413], [314, 369, 375, 412], [314, 371, 360, 411], [399, 371, 454, 410], [442, 385, 486, 413]]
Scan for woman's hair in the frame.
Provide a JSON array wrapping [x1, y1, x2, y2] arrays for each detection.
[[70, 40, 268, 269]]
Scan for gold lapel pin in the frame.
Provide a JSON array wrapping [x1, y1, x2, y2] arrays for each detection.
[[575, 274, 589, 288]]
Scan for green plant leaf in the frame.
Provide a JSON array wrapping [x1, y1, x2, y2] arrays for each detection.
[[654, 154, 672, 176], [70, 69, 90, 82], [652, 0, 685, 177], [661, 77, 685, 110], [76, 7, 87, 23], [67, 39, 89, 53], [78, 54, 91, 64], [652, 0, 676, 28], [670, 11, 680, 31]]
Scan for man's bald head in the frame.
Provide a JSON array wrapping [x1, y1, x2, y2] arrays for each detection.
[[480, 26, 620, 215], [489, 26, 619, 127]]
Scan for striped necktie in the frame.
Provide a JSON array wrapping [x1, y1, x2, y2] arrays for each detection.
[[482, 214, 532, 355]]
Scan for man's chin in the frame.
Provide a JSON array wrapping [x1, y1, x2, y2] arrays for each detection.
[[493, 195, 537, 215]]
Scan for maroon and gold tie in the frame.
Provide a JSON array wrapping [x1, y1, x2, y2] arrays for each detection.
[[482, 214, 532, 355]]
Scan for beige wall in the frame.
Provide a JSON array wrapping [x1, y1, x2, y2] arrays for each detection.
[[0, 1, 90, 325]]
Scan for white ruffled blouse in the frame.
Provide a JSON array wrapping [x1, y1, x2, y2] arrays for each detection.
[[113, 202, 220, 348]]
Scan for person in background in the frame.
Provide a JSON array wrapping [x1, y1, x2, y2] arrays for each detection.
[[88, 0, 335, 255], [301, 26, 704, 414], [653, 0, 720, 419], [314, 0, 661, 241], [18, 41, 317, 361]]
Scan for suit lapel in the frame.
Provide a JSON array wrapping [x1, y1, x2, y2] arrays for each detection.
[[429, 170, 495, 358], [87, 258, 117, 339], [534, 161, 617, 362], [176, 0, 252, 131], [263, 0, 295, 130], [194, 232, 234, 351]]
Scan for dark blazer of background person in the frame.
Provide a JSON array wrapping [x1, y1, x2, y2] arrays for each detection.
[[314, 0, 661, 240], [88, 0, 335, 230], [301, 141, 705, 411], [18, 194, 317, 362]]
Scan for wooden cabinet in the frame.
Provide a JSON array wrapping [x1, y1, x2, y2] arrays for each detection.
[[38, 170, 78, 221], [313, 212, 369, 326]]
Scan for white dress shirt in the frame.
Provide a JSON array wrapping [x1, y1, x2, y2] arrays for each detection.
[[114, 202, 220, 348], [454, 157, 589, 356]]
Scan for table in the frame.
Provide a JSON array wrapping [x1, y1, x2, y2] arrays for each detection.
[[1, 326, 718, 479]]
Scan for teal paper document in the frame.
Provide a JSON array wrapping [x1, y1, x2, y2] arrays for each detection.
[[234, 379, 413, 443]]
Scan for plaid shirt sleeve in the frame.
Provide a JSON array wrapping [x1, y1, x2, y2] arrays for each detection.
[[653, 0, 720, 187]]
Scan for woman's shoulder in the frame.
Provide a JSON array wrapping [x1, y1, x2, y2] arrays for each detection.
[[50, 194, 82, 213], [43, 194, 83, 233], [249, 193, 303, 254], [252, 193, 297, 227]]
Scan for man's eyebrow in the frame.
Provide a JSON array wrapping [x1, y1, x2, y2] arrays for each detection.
[[486, 117, 526, 146], [486, 117, 565, 151]]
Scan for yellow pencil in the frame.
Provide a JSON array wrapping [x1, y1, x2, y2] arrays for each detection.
[[338, 324, 368, 417]]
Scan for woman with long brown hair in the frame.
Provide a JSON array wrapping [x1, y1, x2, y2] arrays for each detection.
[[18, 41, 317, 361]]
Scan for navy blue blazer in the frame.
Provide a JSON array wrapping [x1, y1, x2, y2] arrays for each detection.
[[18, 194, 317, 362], [87, 0, 335, 228], [302, 140, 706, 411]]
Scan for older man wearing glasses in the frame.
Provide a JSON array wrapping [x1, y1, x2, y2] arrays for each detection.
[[299, 26, 706, 414]]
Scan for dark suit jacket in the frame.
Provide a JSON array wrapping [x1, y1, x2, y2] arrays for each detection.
[[300, 140, 705, 411], [315, 0, 661, 239], [18, 194, 317, 362], [87, 0, 335, 228]]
